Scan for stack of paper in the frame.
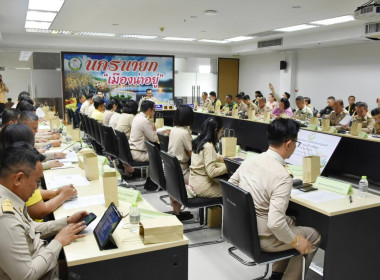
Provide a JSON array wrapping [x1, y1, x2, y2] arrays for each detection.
[[48, 174, 90, 189]]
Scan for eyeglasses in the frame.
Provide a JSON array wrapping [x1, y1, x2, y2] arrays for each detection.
[[293, 140, 302, 147]]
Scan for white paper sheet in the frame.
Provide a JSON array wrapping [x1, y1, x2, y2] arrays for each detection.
[[58, 151, 78, 163], [47, 174, 90, 189], [296, 190, 344, 203], [339, 114, 352, 126], [63, 194, 105, 210], [50, 162, 75, 170]]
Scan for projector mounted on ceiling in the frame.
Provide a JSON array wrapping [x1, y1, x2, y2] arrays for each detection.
[[354, 0, 380, 21]]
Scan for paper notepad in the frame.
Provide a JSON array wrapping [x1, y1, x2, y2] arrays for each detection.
[[47, 174, 90, 189], [296, 190, 344, 203], [50, 162, 75, 170], [63, 194, 105, 210], [58, 151, 78, 163]]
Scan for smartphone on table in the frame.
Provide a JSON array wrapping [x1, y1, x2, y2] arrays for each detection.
[[42, 143, 52, 150], [299, 184, 318, 192], [83, 213, 97, 226]]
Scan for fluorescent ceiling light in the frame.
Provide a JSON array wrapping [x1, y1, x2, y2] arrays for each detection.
[[26, 11, 57, 22], [311, 15, 355, 26], [199, 39, 229, 44], [121, 34, 158, 39], [51, 30, 72, 34], [162, 37, 196, 41], [28, 0, 64, 12], [275, 24, 318, 32], [26, 28, 52, 33], [199, 65, 211, 73], [225, 36, 254, 42], [77, 32, 115, 37], [19, 51, 33, 61], [25, 21, 51, 29]]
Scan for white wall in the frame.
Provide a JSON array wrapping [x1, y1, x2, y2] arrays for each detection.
[[0, 69, 32, 101]]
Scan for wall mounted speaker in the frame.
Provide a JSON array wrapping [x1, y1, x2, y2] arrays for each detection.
[[280, 60, 287, 70]]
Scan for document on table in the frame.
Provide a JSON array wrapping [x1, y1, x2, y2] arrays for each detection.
[[58, 151, 78, 163], [63, 194, 105, 210], [50, 162, 75, 170], [295, 190, 345, 203], [47, 174, 90, 189], [339, 115, 352, 126]]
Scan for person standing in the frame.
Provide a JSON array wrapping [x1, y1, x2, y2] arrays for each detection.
[[345, 96, 356, 116], [0, 75, 10, 114]]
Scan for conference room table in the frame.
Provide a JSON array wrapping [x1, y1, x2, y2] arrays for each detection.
[[43, 158, 188, 280]]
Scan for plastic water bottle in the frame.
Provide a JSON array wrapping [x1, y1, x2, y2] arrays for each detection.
[[129, 203, 140, 232], [358, 176, 368, 199]]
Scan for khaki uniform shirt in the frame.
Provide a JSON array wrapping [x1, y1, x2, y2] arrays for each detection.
[[109, 112, 121, 129], [329, 109, 348, 126], [229, 150, 296, 244], [237, 102, 248, 113], [373, 122, 380, 134], [86, 104, 95, 117], [256, 105, 272, 116], [115, 113, 135, 139], [139, 97, 157, 108], [129, 112, 158, 153], [0, 84, 8, 103], [168, 126, 192, 172], [102, 110, 114, 126], [247, 102, 258, 113], [294, 106, 313, 125], [201, 99, 212, 110], [0, 185, 67, 280], [352, 113, 375, 134], [79, 100, 90, 114], [189, 142, 227, 198]]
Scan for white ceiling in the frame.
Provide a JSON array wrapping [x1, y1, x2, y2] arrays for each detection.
[[0, 0, 374, 56]]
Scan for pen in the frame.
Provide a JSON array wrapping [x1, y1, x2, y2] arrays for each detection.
[[349, 195, 353, 203]]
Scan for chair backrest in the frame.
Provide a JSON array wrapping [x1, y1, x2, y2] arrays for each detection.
[[102, 125, 118, 158], [84, 115, 94, 138], [224, 158, 241, 178], [145, 141, 166, 189], [220, 180, 263, 262], [90, 118, 102, 144], [157, 132, 169, 152], [114, 129, 134, 164], [97, 121, 105, 147], [78, 113, 85, 132], [160, 151, 189, 205], [67, 108, 73, 124]]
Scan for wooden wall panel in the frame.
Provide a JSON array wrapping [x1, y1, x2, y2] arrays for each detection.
[[218, 58, 239, 104]]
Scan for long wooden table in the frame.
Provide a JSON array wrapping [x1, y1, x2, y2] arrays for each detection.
[[43, 163, 188, 280]]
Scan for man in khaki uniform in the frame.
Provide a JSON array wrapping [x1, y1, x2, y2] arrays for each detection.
[[242, 95, 258, 113], [0, 142, 87, 280], [235, 93, 248, 113], [138, 88, 157, 108], [229, 119, 320, 280], [329, 99, 348, 126], [200, 92, 212, 111], [0, 75, 9, 114], [347, 102, 375, 134], [293, 96, 313, 125], [256, 97, 272, 117], [371, 108, 380, 134]]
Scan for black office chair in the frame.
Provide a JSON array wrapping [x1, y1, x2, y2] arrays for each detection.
[[145, 141, 170, 202], [220, 180, 306, 280], [66, 108, 73, 125], [224, 158, 241, 178], [157, 132, 169, 152], [160, 151, 224, 248], [102, 125, 119, 159]]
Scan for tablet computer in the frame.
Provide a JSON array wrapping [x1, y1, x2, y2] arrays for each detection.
[[94, 202, 122, 250]]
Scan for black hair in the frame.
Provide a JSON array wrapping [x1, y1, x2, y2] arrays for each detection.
[[284, 92, 290, 99], [146, 88, 152, 93], [242, 95, 250, 101], [174, 105, 194, 127], [202, 92, 208, 96], [268, 118, 300, 147], [86, 94, 93, 100], [335, 99, 344, 106], [327, 96, 335, 101], [2, 108, 20, 126], [7, 98, 12, 102], [192, 116, 223, 154], [348, 95, 356, 100], [18, 111, 38, 123], [140, 100, 155, 113], [93, 96, 105, 109], [16, 101, 35, 112], [236, 93, 244, 99], [268, 93, 277, 101], [356, 102, 368, 110], [0, 124, 35, 155], [226, 94, 233, 100], [304, 97, 311, 104], [259, 96, 267, 102], [18, 95, 34, 105], [123, 99, 138, 115], [209, 91, 217, 97], [280, 97, 290, 109], [0, 142, 45, 178], [255, 91, 262, 96], [116, 99, 125, 113], [106, 99, 116, 110], [295, 96, 304, 102], [18, 91, 31, 101], [371, 108, 380, 116]]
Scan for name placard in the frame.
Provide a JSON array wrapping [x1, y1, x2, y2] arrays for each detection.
[[314, 176, 353, 195], [288, 165, 303, 177], [155, 104, 163, 110], [188, 104, 195, 109], [358, 131, 368, 139], [329, 127, 337, 134], [118, 187, 143, 203], [307, 124, 319, 131]]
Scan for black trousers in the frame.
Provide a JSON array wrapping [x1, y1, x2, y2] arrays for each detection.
[[0, 103, 5, 114]]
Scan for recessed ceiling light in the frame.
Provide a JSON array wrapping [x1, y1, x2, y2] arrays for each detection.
[[19, 51, 33, 61], [77, 32, 115, 37], [204, 10, 217, 16], [112, 23, 119, 26], [190, 15, 198, 19], [26, 28, 52, 33], [51, 30, 72, 34], [225, 36, 255, 42], [311, 15, 355, 26], [199, 39, 229, 44], [26, 11, 57, 22], [292, 5, 301, 8], [121, 34, 158, 39], [25, 21, 51, 29], [274, 24, 318, 32], [28, 0, 64, 12], [162, 37, 196, 41]]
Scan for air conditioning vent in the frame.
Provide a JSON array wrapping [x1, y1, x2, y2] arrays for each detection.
[[365, 22, 380, 33], [361, 6, 374, 14], [257, 38, 283, 48]]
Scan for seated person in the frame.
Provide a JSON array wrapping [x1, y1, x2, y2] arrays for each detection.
[[1, 108, 20, 128], [371, 108, 380, 134], [0, 142, 87, 280], [266, 93, 279, 110], [256, 97, 272, 117], [343, 102, 375, 134], [91, 96, 105, 122], [16, 100, 35, 113], [269, 83, 290, 103], [304, 97, 314, 114], [189, 116, 227, 198], [97, 91, 109, 106], [129, 100, 160, 162], [242, 94, 259, 114], [222, 94, 237, 114], [235, 93, 248, 113], [229, 119, 320, 280], [345, 95, 356, 116], [209, 91, 222, 111], [74, 94, 86, 127], [116, 99, 138, 139], [102, 99, 117, 126], [168, 105, 194, 217], [293, 96, 313, 125], [253, 90, 263, 105], [109, 99, 124, 129], [329, 99, 348, 127], [200, 92, 212, 110], [80, 93, 93, 115], [138, 88, 156, 108], [317, 96, 335, 117], [272, 98, 293, 118]]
